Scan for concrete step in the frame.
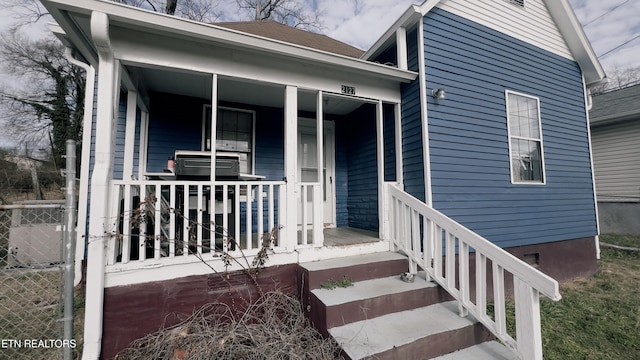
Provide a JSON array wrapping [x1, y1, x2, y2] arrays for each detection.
[[330, 300, 493, 360], [430, 341, 518, 360], [298, 251, 409, 290], [310, 272, 452, 331]]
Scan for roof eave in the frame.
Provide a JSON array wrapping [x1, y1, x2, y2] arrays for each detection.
[[591, 110, 640, 127], [362, 5, 423, 61], [41, 0, 416, 83]]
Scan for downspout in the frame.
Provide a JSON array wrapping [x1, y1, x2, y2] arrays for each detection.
[[64, 47, 96, 286], [583, 77, 601, 259], [82, 11, 116, 360]]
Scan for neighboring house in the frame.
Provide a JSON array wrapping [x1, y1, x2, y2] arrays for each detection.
[[590, 84, 640, 234], [2, 154, 46, 171], [41, 0, 605, 359]]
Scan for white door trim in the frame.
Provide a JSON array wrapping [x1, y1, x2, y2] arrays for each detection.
[[298, 118, 336, 228]]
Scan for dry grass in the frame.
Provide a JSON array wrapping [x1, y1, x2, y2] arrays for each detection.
[[0, 268, 64, 360], [540, 234, 640, 359], [115, 290, 343, 360]]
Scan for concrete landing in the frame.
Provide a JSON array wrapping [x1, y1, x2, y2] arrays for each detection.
[[300, 251, 406, 272]]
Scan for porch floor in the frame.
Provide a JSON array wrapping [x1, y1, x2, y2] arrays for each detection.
[[320, 227, 380, 246], [235, 227, 379, 250]]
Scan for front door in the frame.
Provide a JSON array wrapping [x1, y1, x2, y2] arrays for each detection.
[[298, 119, 335, 227]]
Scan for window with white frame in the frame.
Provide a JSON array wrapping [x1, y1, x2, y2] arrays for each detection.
[[203, 106, 255, 174], [506, 91, 545, 184]]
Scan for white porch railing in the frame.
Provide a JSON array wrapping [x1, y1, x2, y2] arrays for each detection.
[[297, 182, 323, 247], [385, 182, 561, 360], [108, 180, 286, 265]]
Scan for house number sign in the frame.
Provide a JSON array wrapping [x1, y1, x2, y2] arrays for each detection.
[[341, 85, 356, 95]]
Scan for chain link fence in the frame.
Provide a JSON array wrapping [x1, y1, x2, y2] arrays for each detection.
[[0, 201, 71, 360]]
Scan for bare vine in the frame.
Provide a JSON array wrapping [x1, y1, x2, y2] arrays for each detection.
[[120, 193, 281, 296], [114, 290, 343, 360]]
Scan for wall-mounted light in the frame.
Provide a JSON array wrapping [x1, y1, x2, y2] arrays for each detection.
[[431, 88, 446, 100]]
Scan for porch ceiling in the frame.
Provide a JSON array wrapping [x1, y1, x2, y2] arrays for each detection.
[[128, 65, 367, 115]]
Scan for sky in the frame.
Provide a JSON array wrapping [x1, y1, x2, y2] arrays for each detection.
[[315, 0, 640, 71], [1, 0, 638, 70], [0, 0, 639, 146]]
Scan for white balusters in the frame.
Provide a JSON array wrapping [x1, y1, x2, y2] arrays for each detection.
[[111, 180, 285, 263], [385, 182, 559, 360]]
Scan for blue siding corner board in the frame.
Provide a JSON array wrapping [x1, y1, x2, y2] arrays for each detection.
[[422, 9, 597, 248]]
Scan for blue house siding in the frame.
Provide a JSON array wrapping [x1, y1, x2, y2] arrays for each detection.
[[250, 107, 284, 233], [253, 107, 284, 181], [400, 26, 425, 202], [407, 28, 419, 73], [147, 93, 203, 173], [113, 93, 126, 179], [335, 120, 349, 227], [344, 104, 379, 231], [423, 9, 597, 248], [383, 103, 396, 182], [133, 107, 141, 177]]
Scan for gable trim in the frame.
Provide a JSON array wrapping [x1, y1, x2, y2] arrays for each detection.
[[364, 0, 605, 87]]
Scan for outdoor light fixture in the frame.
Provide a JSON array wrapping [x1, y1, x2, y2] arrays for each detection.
[[432, 88, 446, 100]]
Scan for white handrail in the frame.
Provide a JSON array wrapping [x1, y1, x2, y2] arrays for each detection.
[[385, 182, 560, 360]]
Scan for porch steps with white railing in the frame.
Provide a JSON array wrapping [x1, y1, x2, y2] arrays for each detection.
[[299, 252, 516, 360]]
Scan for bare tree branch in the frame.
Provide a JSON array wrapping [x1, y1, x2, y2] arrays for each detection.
[[177, 0, 220, 22], [165, 0, 177, 14], [2, 0, 50, 32], [590, 65, 640, 94], [0, 32, 85, 163], [235, 0, 322, 31]]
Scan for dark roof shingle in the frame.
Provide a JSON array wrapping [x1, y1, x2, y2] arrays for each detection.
[[215, 20, 364, 58], [590, 84, 640, 121]]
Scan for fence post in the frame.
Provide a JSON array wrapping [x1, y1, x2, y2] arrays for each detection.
[[63, 140, 77, 360]]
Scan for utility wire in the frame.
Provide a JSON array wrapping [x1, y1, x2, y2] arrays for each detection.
[[584, 0, 631, 27], [599, 33, 640, 58]]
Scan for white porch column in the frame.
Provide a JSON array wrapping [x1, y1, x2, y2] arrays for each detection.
[[314, 91, 324, 246], [376, 100, 386, 240], [83, 11, 117, 360], [137, 111, 149, 180], [209, 74, 218, 181], [395, 103, 403, 186], [396, 27, 408, 71], [209, 74, 218, 242], [123, 90, 137, 180], [284, 86, 298, 251]]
